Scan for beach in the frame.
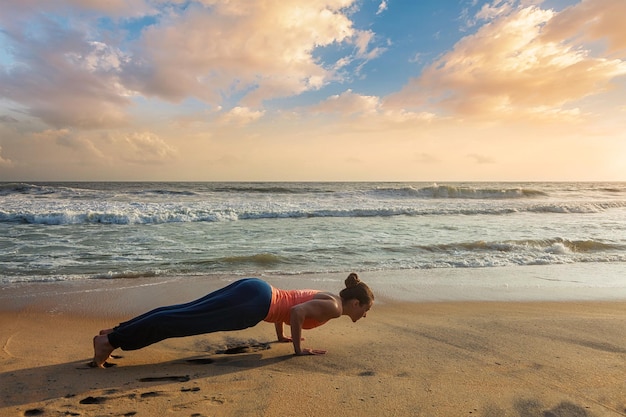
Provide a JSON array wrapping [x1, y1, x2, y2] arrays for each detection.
[[1, 267, 625, 417]]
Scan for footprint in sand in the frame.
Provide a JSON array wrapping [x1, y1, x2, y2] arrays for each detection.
[[79, 396, 107, 405], [138, 375, 190, 382], [140, 391, 163, 398], [169, 396, 225, 413], [216, 342, 270, 354]]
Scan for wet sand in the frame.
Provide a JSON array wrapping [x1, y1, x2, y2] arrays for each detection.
[[1, 270, 626, 416]]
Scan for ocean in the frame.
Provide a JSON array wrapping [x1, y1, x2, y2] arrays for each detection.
[[1, 182, 625, 289]]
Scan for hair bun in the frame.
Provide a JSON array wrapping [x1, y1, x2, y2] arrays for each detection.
[[339, 272, 374, 304], [345, 272, 360, 288]]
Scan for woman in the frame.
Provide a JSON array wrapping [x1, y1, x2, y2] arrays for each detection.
[[92, 273, 374, 368]]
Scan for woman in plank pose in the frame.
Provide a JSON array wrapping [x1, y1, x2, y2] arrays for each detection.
[[92, 273, 374, 367]]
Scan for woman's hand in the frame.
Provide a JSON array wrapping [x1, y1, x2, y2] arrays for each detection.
[[295, 348, 327, 356], [277, 336, 305, 343]]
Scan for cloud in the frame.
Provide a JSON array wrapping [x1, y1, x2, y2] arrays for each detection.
[[308, 89, 438, 130], [3, 127, 176, 173], [0, 16, 131, 129], [0, 0, 155, 19], [122, 0, 376, 106], [467, 153, 496, 164], [380, 109, 437, 124], [541, 0, 626, 55], [305, 89, 439, 135], [0, 115, 19, 124], [311, 89, 381, 115], [376, 1, 388, 15], [65, 0, 155, 17], [32, 129, 72, 141], [33, 128, 107, 160], [58, 133, 108, 160], [67, 41, 130, 73], [1, 0, 381, 130], [475, 0, 515, 21], [116, 132, 178, 164], [215, 107, 265, 126], [0, 146, 12, 166], [387, 3, 626, 121]]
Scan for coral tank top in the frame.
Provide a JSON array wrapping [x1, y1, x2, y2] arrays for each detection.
[[263, 287, 327, 329]]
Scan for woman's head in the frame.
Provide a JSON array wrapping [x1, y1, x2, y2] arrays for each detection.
[[339, 273, 374, 322], [339, 273, 374, 305]]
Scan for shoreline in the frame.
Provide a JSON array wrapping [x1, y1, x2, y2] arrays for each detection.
[[2, 263, 626, 317]]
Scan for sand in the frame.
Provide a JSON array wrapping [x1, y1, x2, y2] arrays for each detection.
[[1, 271, 626, 416]]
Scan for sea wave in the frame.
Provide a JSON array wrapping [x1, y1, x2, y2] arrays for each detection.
[[528, 202, 626, 214], [4, 182, 625, 203], [2, 200, 626, 225], [0, 207, 235, 225], [129, 189, 199, 197], [413, 238, 625, 254], [0, 182, 203, 199], [371, 184, 549, 199], [90, 270, 164, 279], [217, 253, 286, 266], [0, 182, 57, 196], [0, 182, 550, 199], [211, 184, 331, 194]]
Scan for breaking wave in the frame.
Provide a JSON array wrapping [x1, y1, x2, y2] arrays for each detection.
[[414, 238, 625, 254], [2, 201, 626, 225], [370, 184, 549, 199]]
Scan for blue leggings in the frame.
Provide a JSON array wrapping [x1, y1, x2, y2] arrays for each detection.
[[108, 278, 273, 350]]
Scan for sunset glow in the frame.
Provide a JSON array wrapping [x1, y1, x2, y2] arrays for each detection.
[[1, 0, 625, 181]]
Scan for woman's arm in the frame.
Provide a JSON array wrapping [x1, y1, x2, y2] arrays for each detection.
[[289, 298, 341, 355], [274, 322, 292, 342]]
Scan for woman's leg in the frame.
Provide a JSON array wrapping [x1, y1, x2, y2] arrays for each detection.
[[113, 282, 248, 328], [107, 278, 273, 351]]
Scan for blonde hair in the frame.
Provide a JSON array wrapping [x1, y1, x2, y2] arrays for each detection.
[[339, 273, 374, 305]]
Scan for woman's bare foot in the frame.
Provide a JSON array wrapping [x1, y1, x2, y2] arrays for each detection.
[[92, 335, 115, 368], [99, 328, 114, 335]]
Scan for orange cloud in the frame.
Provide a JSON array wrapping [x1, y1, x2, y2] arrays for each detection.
[[541, 0, 626, 55], [1, 0, 377, 131], [387, 4, 626, 121], [311, 89, 381, 115], [215, 107, 265, 126], [124, 0, 373, 106], [117, 132, 178, 165]]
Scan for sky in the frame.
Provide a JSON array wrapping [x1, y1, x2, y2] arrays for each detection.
[[0, 0, 625, 182]]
